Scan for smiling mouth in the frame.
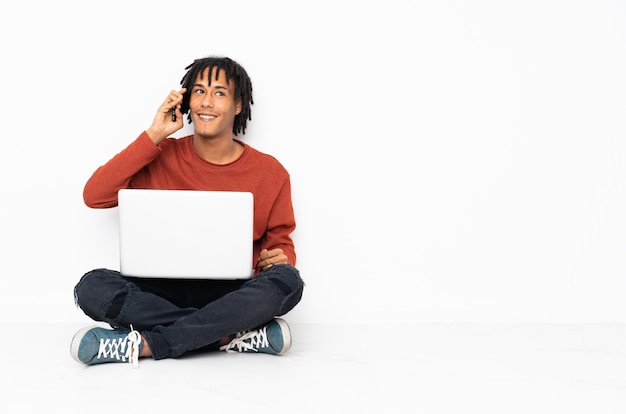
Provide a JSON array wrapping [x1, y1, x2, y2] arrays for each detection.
[[198, 114, 217, 121]]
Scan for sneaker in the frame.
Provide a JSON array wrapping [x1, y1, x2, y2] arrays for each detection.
[[220, 318, 292, 355], [70, 325, 143, 368]]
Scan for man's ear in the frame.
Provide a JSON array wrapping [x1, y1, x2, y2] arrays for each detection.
[[235, 99, 242, 115]]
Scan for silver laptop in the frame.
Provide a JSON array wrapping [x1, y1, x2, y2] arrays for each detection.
[[118, 189, 254, 279]]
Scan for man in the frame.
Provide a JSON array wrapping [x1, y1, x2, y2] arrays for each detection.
[[71, 56, 304, 367]]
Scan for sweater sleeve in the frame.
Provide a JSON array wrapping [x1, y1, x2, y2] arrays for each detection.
[[83, 132, 160, 208], [259, 175, 297, 267]]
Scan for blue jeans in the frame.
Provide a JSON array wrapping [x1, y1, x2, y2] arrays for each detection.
[[73, 264, 304, 360]]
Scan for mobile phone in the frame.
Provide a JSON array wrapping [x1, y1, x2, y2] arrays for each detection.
[[171, 108, 177, 122]]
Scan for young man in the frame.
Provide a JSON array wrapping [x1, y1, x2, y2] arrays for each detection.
[[71, 56, 304, 367]]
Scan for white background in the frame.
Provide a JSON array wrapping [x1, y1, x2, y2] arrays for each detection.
[[1, 0, 625, 325]]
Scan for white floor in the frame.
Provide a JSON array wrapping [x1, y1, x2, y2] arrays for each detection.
[[2, 322, 626, 413]]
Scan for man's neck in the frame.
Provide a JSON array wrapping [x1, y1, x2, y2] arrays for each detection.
[[192, 135, 244, 164]]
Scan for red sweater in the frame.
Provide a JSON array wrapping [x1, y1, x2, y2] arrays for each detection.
[[83, 132, 296, 269]]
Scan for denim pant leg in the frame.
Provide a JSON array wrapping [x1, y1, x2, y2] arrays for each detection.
[[74, 268, 196, 331], [143, 264, 304, 360]]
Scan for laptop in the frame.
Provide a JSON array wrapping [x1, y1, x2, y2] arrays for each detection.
[[117, 189, 255, 279]]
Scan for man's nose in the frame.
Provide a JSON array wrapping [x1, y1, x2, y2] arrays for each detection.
[[201, 95, 214, 107]]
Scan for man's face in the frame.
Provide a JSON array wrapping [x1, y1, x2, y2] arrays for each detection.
[[189, 67, 242, 140]]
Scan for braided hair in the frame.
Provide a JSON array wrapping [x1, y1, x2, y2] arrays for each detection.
[[179, 56, 253, 136]]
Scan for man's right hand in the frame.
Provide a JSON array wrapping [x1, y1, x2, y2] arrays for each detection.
[[146, 88, 187, 145]]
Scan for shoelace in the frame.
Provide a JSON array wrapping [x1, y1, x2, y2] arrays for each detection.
[[97, 325, 142, 368], [220, 326, 269, 353]]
